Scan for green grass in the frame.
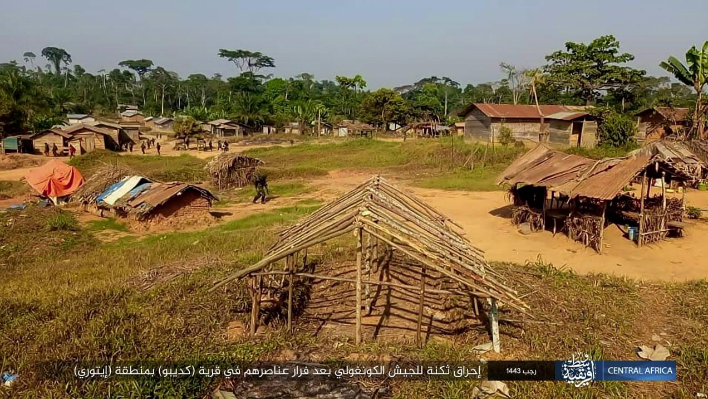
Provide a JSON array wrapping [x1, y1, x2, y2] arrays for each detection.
[[69, 150, 208, 182], [0, 180, 29, 199], [86, 217, 129, 232], [563, 144, 639, 160]]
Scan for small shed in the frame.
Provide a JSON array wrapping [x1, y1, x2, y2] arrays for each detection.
[[336, 120, 375, 138], [127, 182, 218, 221], [262, 125, 277, 135], [2, 135, 34, 153], [207, 119, 246, 137], [30, 129, 72, 156], [119, 123, 141, 145], [546, 111, 597, 148], [403, 121, 451, 138]]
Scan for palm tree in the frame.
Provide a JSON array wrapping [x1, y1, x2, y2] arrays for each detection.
[[525, 68, 546, 138], [660, 41, 708, 139]]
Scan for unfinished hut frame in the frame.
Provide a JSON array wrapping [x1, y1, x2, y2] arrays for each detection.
[[213, 176, 527, 350], [498, 145, 694, 253]]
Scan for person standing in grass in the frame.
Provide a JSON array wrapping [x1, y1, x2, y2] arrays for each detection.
[[252, 173, 269, 204], [156, 142, 161, 156]]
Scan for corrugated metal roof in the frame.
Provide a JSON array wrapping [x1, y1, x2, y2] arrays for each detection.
[[635, 107, 690, 122], [563, 156, 652, 200], [63, 123, 114, 136], [154, 117, 173, 125], [121, 110, 143, 117], [30, 129, 72, 139], [461, 103, 588, 119], [67, 114, 89, 119], [544, 111, 591, 121], [496, 145, 594, 187], [128, 182, 217, 209]]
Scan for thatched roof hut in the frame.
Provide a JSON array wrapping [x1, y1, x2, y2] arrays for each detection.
[[205, 153, 264, 189]]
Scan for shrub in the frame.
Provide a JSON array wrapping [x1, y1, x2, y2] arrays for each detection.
[[46, 211, 78, 231], [593, 107, 637, 148], [686, 206, 702, 219], [498, 125, 513, 146]]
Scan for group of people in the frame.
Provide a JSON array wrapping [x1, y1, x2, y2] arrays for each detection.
[[140, 138, 160, 154]]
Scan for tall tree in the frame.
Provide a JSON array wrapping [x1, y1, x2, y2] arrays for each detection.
[[41, 47, 71, 75], [544, 35, 644, 105], [23, 52, 36, 69], [118, 59, 154, 80], [218, 49, 275, 74], [499, 62, 527, 104], [525, 68, 546, 135], [660, 41, 708, 139]]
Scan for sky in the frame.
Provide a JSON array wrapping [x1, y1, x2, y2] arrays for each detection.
[[2, 0, 707, 89]]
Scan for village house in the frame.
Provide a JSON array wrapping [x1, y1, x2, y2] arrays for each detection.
[[120, 123, 141, 144], [315, 121, 333, 136], [1, 135, 34, 154], [67, 114, 95, 125], [144, 116, 155, 128], [403, 121, 451, 138], [206, 119, 247, 137], [29, 128, 72, 155], [62, 124, 118, 153], [452, 121, 465, 136], [283, 122, 301, 135], [120, 110, 145, 125], [459, 103, 597, 148], [262, 125, 277, 135], [635, 107, 690, 143], [153, 117, 174, 131], [336, 120, 375, 137]]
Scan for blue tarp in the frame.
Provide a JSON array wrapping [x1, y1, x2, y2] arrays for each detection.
[[96, 178, 129, 204], [126, 182, 152, 201]]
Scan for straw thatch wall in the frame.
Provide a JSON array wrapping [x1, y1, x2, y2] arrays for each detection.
[[205, 153, 264, 189]]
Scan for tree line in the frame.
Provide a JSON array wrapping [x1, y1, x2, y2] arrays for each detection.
[[0, 35, 705, 139]]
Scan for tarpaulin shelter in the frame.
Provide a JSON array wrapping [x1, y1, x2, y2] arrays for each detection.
[[25, 160, 84, 202]]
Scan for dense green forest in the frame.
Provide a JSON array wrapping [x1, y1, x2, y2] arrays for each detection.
[[0, 35, 704, 138]]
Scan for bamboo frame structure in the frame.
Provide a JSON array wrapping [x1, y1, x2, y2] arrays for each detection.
[[214, 176, 528, 348]]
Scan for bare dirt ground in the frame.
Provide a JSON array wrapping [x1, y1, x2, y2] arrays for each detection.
[[306, 170, 708, 282]]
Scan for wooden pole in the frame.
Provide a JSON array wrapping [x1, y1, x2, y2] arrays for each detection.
[[287, 255, 294, 333], [364, 233, 372, 314], [416, 265, 426, 347], [489, 298, 500, 353], [599, 201, 607, 254], [638, 169, 647, 247], [250, 276, 262, 337], [661, 171, 667, 235], [355, 227, 363, 345]]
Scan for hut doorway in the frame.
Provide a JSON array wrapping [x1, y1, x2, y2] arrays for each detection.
[[572, 121, 583, 147]]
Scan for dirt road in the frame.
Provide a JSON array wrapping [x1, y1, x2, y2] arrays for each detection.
[[306, 170, 708, 282]]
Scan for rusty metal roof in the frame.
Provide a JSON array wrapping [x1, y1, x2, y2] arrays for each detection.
[[496, 145, 595, 187], [461, 103, 588, 119], [635, 107, 690, 122], [128, 182, 217, 209], [499, 145, 693, 201], [544, 111, 592, 121]]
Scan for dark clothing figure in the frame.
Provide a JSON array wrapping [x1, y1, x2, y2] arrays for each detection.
[[69, 145, 76, 159], [223, 142, 229, 152], [52, 143, 59, 157], [156, 142, 161, 155], [185, 137, 190, 150], [217, 140, 222, 150], [252, 173, 269, 204], [140, 142, 146, 154], [129, 142, 134, 152], [44, 143, 50, 156], [209, 141, 213, 151]]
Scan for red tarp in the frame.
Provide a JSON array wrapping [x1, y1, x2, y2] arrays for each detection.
[[25, 160, 84, 198]]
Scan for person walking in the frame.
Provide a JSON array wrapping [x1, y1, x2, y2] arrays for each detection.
[[140, 141, 146, 154], [68, 144, 76, 159], [52, 143, 59, 157], [156, 142, 161, 156], [209, 140, 213, 152], [252, 173, 269, 204], [129, 142, 134, 152], [44, 143, 50, 156]]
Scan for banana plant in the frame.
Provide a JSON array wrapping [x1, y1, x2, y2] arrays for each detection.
[[660, 41, 708, 138]]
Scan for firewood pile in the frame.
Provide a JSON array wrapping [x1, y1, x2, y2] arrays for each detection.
[[511, 205, 544, 231], [565, 213, 603, 252]]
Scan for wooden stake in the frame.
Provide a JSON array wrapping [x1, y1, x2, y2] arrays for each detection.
[[364, 233, 372, 314], [599, 201, 607, 254], [416, 265, 426, 347], [287, 255, 294, 333], [355, 227, 363, 345], [661, 171, 667, 233], [250, 276, 262, 337], [638, 169, 647, 247], [489, 298, 500, 353]]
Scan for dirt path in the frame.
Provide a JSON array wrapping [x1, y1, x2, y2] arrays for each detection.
[[306, 170, 708, 282]]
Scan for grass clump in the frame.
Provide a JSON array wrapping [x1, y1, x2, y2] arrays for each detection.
[[45, 210, 79, 231], [0, 180, 29, 199], [70, 150, 208, 182], [86, 217, 129, 232]]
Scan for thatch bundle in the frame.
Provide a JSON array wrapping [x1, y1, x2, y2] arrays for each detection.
[[205, 153, 264, 189], [70, 164, 135, 205]]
